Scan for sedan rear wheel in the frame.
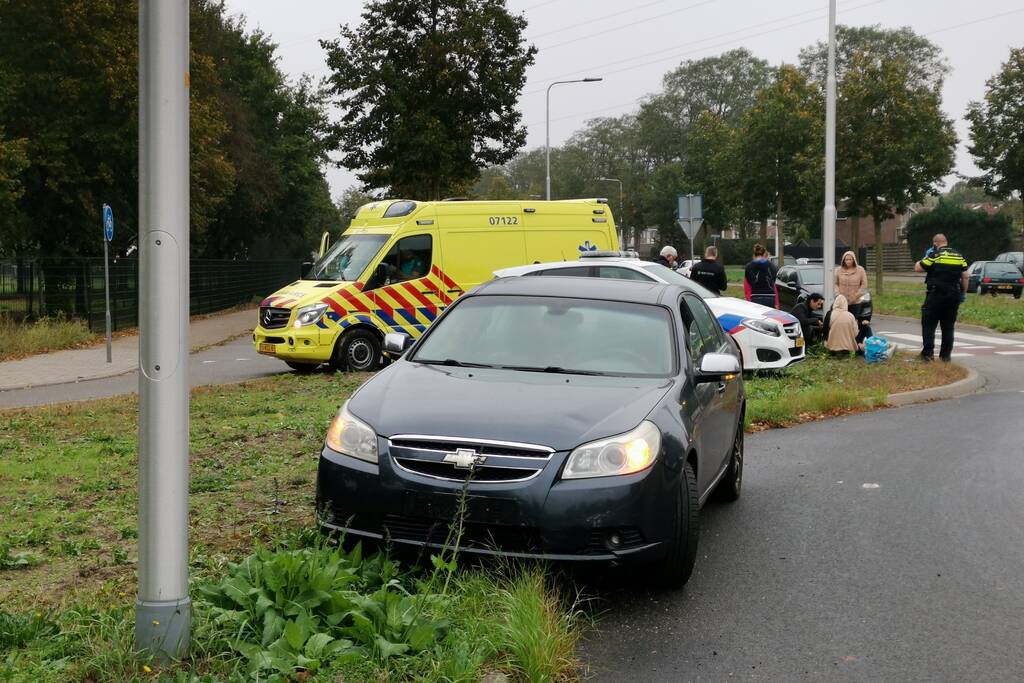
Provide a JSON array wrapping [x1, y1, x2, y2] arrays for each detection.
[[651, 461, 699, 590], [715, 419, 744, 502]]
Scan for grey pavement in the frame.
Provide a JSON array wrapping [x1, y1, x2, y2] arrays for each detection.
[[584, 389, 1024, 682], [0, 335, 289, 410], [0, 307, 260, 391]]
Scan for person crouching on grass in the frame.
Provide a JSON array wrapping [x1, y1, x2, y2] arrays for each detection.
[[825, 295, 864, 357]]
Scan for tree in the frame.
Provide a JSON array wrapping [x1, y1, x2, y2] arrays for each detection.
[[681, 112, 740, 241], [637, 49, 773, 165], [322, 0, 536, 199], [800, 25, 950, 252], [733, 66, 823, 259], [906, 200, 1012, 264], [838, 54, 956, 294], [966, 47, 1024, 233]]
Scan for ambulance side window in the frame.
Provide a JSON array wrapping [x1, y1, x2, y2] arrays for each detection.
[[368, 234, 433, 290]]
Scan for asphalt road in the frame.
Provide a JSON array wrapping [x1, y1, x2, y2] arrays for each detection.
[[0, 336, 290, 409], [584, 388, 1024, 682]]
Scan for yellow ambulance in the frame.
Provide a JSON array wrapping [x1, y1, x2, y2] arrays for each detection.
[[253, 198, 619, 371]]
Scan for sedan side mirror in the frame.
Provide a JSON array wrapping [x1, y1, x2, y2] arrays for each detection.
[[694, 353, 741, 384], [384, 332, 414, 358]]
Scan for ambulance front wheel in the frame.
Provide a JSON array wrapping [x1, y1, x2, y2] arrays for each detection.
[[333, 328, 382, 372]]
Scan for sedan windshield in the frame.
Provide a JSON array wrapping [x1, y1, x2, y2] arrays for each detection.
[[309, 233, 389, 281], [413, 295, 675, 377], [641, 263, 718, 299], [798, 269, 825, 285]]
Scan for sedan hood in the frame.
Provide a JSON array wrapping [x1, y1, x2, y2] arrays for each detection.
[[706, 296, 797, 333], [348, 362, 675, 452]]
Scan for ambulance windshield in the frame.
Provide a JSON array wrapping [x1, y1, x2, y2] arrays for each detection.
[[310, 234, 389, 282]]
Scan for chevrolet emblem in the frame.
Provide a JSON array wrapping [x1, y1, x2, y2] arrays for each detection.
[[443, 448, 486, 470]]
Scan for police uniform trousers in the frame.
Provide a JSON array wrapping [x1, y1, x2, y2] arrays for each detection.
[[921, 289, 960, 359]]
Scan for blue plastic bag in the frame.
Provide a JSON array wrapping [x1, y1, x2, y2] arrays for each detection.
[[864, 335, 890, 364]]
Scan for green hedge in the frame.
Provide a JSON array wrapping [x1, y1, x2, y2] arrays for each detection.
[[906, 200, 1013, 263]]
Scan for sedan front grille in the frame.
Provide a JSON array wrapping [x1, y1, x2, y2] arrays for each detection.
[[388, 435, 553, 484], [258, 306, 291, 330]]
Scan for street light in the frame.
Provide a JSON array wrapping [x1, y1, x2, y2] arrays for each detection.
[[546, 78, 603, 200], [597, 176, 624, 246], [822, 0, 837, 306]]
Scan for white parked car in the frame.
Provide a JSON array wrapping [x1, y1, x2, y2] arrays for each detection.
[[678, 259, 698, 277], [494, 253, 805, 371]]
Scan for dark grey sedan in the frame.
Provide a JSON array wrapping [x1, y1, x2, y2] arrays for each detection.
[[316, 276, 745, 588]]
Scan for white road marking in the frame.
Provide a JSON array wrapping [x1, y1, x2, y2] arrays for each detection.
[[995, 351, 1024, 356], [235, 358, 250, 361], [948, 331, 1019, 346], [950, 353, 973, 358], [201, 360, 217, 364], [965, 346, 994, 350], [862, 483, 880, 489]]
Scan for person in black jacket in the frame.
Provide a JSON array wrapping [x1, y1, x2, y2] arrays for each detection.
[[744, 244, 778, 308], [689, 246, 727, 294], [790, 293, 825, 344]]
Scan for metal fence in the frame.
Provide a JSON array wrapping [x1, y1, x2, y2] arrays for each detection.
[[1, 258, 302, 332]]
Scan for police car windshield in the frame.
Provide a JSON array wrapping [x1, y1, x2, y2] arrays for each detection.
[[641, 264, 718, 299], [310, 234, 389, 281], [413, 295, 676, 377]]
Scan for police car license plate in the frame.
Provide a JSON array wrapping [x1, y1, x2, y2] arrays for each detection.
[[795, 337, 805, 347], [258, 343, 276, 354]]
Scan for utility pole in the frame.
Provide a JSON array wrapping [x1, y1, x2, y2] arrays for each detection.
[[135, 0, 191, 662], [822, 0, 837, 307]]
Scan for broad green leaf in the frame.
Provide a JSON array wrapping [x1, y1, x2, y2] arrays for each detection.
[[374, 634, 410, 660]]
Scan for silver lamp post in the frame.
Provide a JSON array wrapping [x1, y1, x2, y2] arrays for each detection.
[[546, 78, 603, 200], [597, 176, 624, 246], [822, 0, 837, 306], [136, 0, 191, 661]]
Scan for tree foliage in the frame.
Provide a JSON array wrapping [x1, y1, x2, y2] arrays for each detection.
[[0, 0, 338, 258], [966, 46, 1024, 221], [906, 200, 1013, 263], [322, 0, 536, 199]]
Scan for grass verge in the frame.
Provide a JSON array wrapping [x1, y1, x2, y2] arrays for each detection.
[[0, 314, 95, 361], [875, 280, 1024, 333], [0, 372, 583, 682], [745, 349, 967, 430]]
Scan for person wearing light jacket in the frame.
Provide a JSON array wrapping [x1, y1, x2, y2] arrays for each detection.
[[825, 295, 863, 356], [835, 250, 871, 341]]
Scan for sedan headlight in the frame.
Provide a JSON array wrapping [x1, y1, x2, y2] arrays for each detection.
[[325, 402, 378, 463], [562, 421, 661, 479], [293, 303, 329, 328], [741, 318, 781, 337]]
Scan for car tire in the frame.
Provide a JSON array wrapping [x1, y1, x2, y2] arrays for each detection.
[[978, 286, 987, 296], [1015, 288, 1022, 300], [332, 328, 381, 372], [715, 419, 744, 502], [651, 461, 700, 590], [285, 361, 319, 373]]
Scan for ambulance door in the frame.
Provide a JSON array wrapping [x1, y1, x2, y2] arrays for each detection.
[[364, 232, 443, 336]]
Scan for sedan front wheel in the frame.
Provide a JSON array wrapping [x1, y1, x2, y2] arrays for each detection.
[[651, 462, 699, 590]]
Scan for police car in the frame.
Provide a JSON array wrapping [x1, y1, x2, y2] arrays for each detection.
[[494, 253, 805, 370]]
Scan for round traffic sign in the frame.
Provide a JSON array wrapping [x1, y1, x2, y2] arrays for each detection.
[[102, 204, 114, 242]]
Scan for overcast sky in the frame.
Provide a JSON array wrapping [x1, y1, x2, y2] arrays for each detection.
[[224, 0, 1023, 200]]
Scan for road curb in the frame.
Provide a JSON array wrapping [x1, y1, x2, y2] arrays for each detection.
[[885, 366, 984, 407]]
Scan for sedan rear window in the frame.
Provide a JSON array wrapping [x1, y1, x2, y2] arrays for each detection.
[[413, 295, 675, 376], [985, 263, 1023, 277]]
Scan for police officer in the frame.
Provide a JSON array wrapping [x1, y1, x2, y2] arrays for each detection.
[[914, 233, 969, 362]]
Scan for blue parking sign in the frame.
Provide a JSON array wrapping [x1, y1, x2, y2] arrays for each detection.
[[103, 204, 114, 242]]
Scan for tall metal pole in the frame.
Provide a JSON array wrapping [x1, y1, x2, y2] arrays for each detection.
[[103, 236, 112, 363], [822, 0, 837, 307], [136, 0, 191, 662], [546, 78, 603, 200]]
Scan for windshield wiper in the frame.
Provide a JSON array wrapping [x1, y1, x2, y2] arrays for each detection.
[[501, 365, 606, 376], [419, 358, 497, 369]]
